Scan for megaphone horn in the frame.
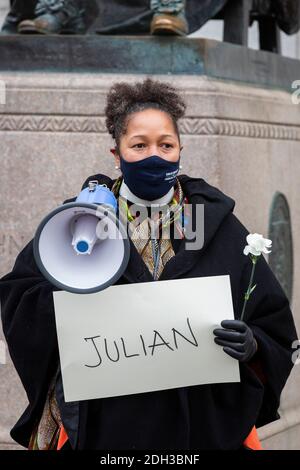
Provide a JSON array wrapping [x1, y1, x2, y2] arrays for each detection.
[[33, 181, 130, 294]]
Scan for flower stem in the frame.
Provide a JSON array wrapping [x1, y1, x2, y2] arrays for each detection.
[[240, 256, 258, 322]]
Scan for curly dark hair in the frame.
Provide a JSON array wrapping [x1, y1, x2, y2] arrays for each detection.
[[104, 77, 186, 153]]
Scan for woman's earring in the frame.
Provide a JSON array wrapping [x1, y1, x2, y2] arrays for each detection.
[[115, 165, 120, 170], [179, 164, 183, 170]]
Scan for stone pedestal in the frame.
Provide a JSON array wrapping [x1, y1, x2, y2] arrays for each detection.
[[0, 36, 300, 450]]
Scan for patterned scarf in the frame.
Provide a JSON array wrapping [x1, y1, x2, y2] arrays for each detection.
[[111, 175, 188, 280], [28, 369, 61, 450]]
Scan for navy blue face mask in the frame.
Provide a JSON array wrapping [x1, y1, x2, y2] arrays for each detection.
[[119, 154, 180, 201]]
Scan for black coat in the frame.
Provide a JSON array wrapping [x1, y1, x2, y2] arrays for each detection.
[[0, 173, 298, 450]]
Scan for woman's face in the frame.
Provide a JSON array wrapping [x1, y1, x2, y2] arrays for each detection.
[[113, 108, 183, 167]]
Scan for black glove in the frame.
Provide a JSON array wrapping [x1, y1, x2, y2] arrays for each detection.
[[213, 320, 258, 362]]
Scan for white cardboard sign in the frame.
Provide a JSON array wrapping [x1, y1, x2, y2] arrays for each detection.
[[53, 275, 240, 402]]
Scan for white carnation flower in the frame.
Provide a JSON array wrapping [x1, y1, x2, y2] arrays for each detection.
[[243, 233, 272, 257]]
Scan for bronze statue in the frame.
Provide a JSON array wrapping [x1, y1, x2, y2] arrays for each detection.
[[1, 0, 300, 52], [85, 0, 300, 49], [1, 0, 189, 36], [220, 0, 300, 53]]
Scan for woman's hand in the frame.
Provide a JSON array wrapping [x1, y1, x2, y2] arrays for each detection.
[[213, 320, 258, 362]]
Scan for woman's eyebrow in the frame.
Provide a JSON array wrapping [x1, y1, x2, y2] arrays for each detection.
[[129, 134, 176, 141], [159, 134, 176, 139], [129, 134, 148, 140]]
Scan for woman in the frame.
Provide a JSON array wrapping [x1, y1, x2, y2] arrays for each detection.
[[0, 77, 298, 450]]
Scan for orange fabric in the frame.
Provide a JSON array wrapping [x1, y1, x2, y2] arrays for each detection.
[[243, 425, 263, 450], [57, 423, 262, 450], [57, 425, 69, 450]]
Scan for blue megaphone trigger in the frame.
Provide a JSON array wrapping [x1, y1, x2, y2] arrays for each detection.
[[75, 180, 118, 212]]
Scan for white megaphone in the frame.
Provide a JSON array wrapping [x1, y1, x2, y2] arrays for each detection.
[[33, 180, 130, 294]]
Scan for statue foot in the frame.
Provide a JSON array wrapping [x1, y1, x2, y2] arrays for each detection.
[[17, 0, 86, 35], [18, 13, 85, 34], [150, 12, 189, 36]]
